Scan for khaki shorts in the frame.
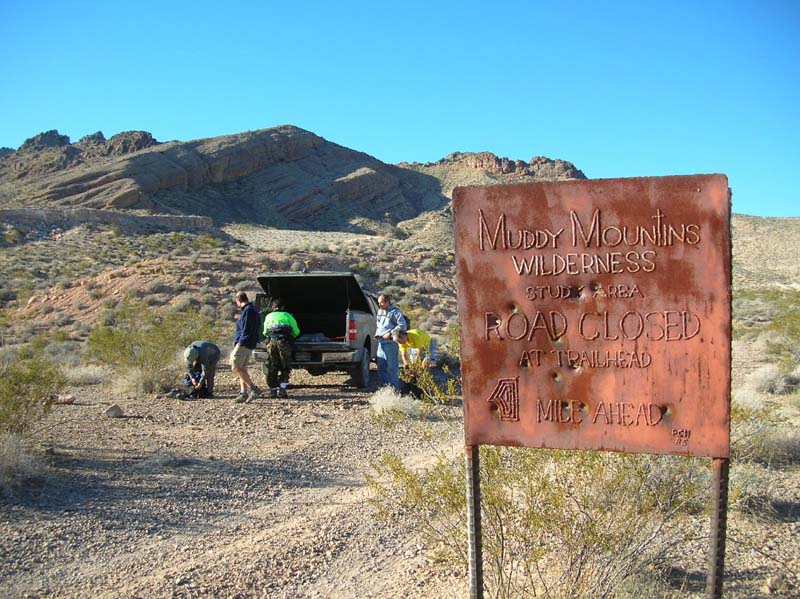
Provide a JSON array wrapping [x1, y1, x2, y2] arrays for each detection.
[[230, 344, 253, 369]]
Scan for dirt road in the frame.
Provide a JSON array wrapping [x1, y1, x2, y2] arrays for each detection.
[[1, 369, 466, 598]]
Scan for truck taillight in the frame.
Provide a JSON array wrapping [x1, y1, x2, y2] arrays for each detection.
[[348, 318, 357, 341]]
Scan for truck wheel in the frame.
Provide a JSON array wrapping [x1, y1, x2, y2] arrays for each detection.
[[351, 348, 370, 388]]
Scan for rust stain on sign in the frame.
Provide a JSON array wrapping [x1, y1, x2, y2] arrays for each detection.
[[453, 175, 731, 458]]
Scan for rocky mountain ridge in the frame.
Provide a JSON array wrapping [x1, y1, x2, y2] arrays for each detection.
[[0, 125, 585, 234]]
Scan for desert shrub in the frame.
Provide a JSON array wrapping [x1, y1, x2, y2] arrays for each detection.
[[199, 305, 216, 320], [401, 290, 418, 305], [53, 314, 72, 327], [423, 253, 447, 270], [0, 345, 65, 434], [369, 386, 422, 425], [382, 284, 403, 299], [396, 303, 426, 329], [728, 462, 778, 517], [368, 447, 706, 599], [400, 361, 460, 405], [733, 288, 800, 369], [190, 233, 222, 251], [730, 398, 800, 466], [41, 339, 82, 367], [752, 364, 800, 395], [65, 364, 111, 386], [170, 246, 190, 258], [0, 432, 43, 497], [86, 301, 213, 394], [349, 261, 378, 277], [145, 281, 169, 295], [413, 281, 434, 294], [174, 296, 200, 312], [378, 274, 408, 287], [444, 321, 460, 358]]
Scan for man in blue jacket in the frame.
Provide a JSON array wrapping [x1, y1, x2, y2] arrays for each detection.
[[375, 293, 407, 391], [231, 291, 263, 403]]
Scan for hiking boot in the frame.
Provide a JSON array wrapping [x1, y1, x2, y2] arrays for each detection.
[[247, 386, 263, 402], [270, 388, 279, 399], [235, 391, 248, 403], [278, 388, 289, 399]]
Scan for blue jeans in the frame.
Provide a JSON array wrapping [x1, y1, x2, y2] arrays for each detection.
[[376, 340, 400, 390]]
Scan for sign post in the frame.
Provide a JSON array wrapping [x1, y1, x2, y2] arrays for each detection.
[[453, 175, 731, 597]]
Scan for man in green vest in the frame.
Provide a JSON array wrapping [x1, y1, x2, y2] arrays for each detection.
[[262, 299, 300, 398]]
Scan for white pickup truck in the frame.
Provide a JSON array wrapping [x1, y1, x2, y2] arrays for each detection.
[[253, 271, 378, 388]]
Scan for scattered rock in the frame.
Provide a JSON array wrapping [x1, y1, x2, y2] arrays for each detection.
[[51, 394, 76, 405], [104, 404, 124, 418]]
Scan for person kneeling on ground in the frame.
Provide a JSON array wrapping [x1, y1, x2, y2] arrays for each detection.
[[182, 369, 208, 399], [183, 340, 221, 398], [262, 299, 300, 398], [395, 328, 435, 368]]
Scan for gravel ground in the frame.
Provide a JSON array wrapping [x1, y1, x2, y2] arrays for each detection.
[[1, 368, 467, 598], [1, 353, 798, 598]]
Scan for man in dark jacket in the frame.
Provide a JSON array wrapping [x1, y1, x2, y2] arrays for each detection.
[[184, 340, 221, 397], [230, 291, 263, 403]]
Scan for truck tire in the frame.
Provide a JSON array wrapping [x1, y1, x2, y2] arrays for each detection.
[[351, 347, 370, 388]]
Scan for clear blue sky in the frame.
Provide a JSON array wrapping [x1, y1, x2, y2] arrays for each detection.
[[1, 0, 797, 216]]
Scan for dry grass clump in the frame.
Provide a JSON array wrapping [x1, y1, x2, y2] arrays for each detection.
[[751, 364, 800, 395], [64, 364, 112, 386], [0, 432, 43, 497], [0, 342, 63, 495], [369, 385, 421, 422]]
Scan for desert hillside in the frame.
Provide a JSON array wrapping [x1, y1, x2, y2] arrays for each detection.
[[1, 126, 798, 599], [0, 125, 584, 236]]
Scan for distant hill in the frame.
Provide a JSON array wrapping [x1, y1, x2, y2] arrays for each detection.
[[0, 125, 584, 235]]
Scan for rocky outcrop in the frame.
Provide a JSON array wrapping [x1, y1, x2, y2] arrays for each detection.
[[18, 130, 71, 152], [0, 129, 161, 181], [401, 151, 586, 180], [0, 124, 587, 234]]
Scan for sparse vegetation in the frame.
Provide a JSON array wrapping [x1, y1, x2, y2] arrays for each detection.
[[368, 447, 707, 599], [0, 341, 65, 436], [734, 288, 800, 371], [0, 432, 43, 497], [369, 386, 422, 425], [86, 301, 213, 393]]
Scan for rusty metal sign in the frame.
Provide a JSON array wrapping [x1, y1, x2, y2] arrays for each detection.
[[454, 175, 731, 458]]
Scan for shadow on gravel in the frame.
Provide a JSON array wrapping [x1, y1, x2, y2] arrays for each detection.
[[2, 446, 339, 533], [665, 566, 706, 593], [771, 499, 800, 522]]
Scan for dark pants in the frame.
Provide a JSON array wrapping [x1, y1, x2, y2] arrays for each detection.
[[265, 338, 292, 388], [204, 355, 219, 396]]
